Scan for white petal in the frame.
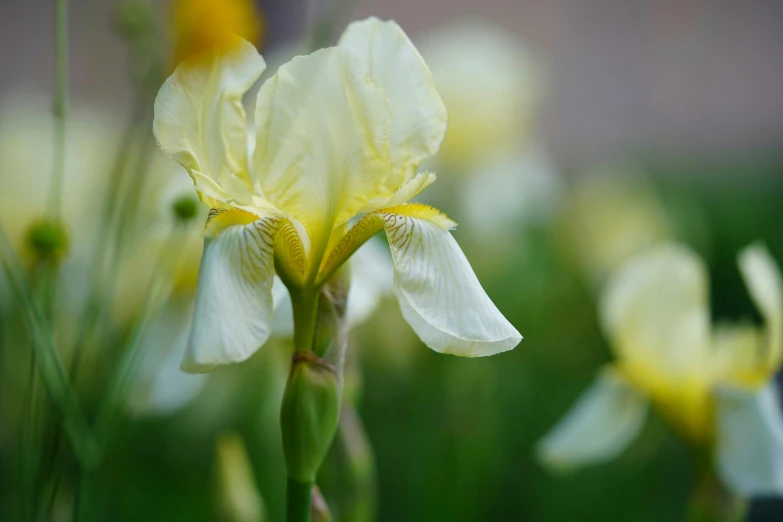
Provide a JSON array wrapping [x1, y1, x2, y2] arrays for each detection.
[[153, 39, 265, 201], [600, 244, 711, 379], [739, 243, 783, 369], [537, 368, 649, 471], [183, 211, 281, 373], [716, 383, 783, 496], [253, 47, 392, 241], [381, 212, 521, 356], [339, 17, 447, 184]]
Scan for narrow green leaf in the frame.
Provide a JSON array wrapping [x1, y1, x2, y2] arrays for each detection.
[[0, 224, 100, 468]]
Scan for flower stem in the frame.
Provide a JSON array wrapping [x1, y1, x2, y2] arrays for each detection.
[[50, 0, 68, 220], [287, 478, 313, 522], [290, 288, 321, 353]]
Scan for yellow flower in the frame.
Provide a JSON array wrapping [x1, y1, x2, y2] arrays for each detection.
[[153, 17, 521, 373], [171, 0, 264, 65], [418, 21, 543, 170], [538, 243, 783, 496], [416, 21, 562, 237]]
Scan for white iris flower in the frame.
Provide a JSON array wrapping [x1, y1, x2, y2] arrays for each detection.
[[153, 17, 522, 373], [537, 243, 783, 496]]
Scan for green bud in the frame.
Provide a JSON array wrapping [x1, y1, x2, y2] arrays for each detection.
[[310, 485, 332, 522], [280, 352, 341, 483], [172, 195, 199, 222], [113, 0, 156, 41], [25, 219, 69, 262]]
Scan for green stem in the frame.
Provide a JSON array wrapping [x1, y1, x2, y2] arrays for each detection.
[[20, 351, 38, 522], [0, 225, 99, 469], [287, 479, 313, 522], [50, 0, 68, 219], [290, 289, 320, 353], [69, 97, 148, 383]]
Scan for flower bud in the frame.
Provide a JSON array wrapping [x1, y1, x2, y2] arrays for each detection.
[[172, 195, 199, 222], [25, 219, 69, 263], [280, 352, 341, 483], [113, 0, 156, 41]]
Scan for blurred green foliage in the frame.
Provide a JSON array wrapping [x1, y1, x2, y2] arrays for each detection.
[[2, 156, 777, 521]]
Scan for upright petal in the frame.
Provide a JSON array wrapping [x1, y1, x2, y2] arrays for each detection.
[[338, 17, 447, 185], [154, 39, 265, 201], [601, 244, 711, 381], [537, 368, 649, 471], [379, 205, 521, 356], [715, 383, 783, 496], [600, 244, 713, 440], [253, 47, 392, 245], [418, 21, 543, 169], [739, 244, 783, 372], [183, 208, 282, 372]]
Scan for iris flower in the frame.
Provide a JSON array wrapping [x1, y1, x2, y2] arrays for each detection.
[[153, 17, 521, 373], [537, 243, 783, 496], [418, 21, 562, 233], [171, 0, 264, 65]]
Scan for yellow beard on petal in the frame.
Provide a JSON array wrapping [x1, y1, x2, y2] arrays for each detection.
[[380, 203, 456, 230], [204, 208, 260, 238]]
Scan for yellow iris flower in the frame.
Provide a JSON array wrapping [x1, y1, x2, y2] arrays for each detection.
[[537, 243, 783, 496], [171, 0, 264, 65], [153, 17, 521, 373]]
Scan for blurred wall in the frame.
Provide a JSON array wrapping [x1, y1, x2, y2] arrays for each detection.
[[2, 0, 782, 169]]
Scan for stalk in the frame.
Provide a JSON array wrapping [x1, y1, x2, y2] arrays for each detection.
[[281, 276, 350, 522], [287, 479, 314, 522], [0, 225, 99, 469], [49, 0, 68, 220]]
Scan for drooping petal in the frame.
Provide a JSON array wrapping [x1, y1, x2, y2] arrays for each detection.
[[154, 39, 265, 204], [379, 205, 521, 356], [536, 367, 649, 471], [739, 243, 783, 372], [338, 17, 447, 184], [253, 47, 392, 244], [183, 208, 282, 373], [715, 383, 783, 496], [601, 243, 711, 382]]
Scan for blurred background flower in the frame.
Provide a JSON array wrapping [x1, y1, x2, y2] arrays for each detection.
[[1, 0, 782, 521]]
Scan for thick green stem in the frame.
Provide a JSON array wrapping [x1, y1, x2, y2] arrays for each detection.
[[50, 0, 68, 219], [290, 289, 321, 353], [287, 479, 313, 522]]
